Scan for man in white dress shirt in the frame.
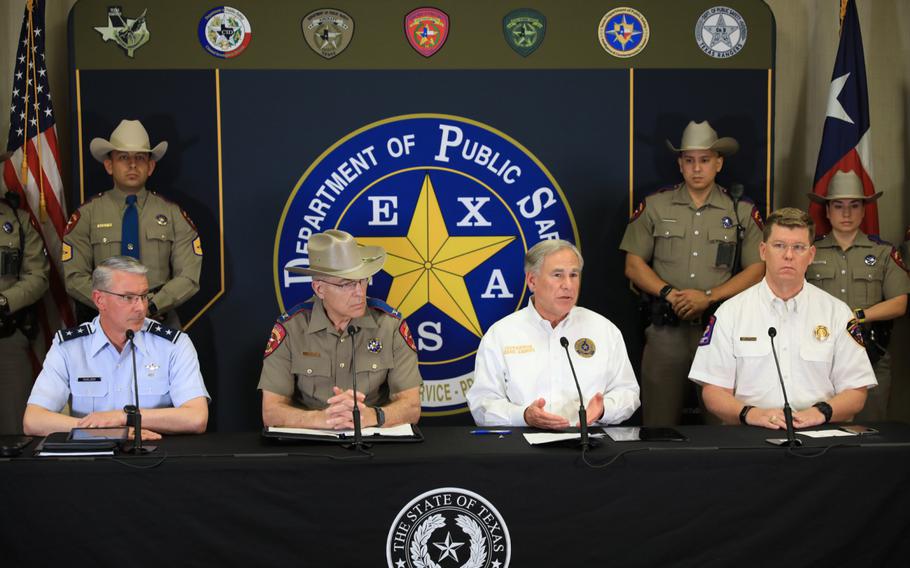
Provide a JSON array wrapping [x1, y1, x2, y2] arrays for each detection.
[[689, 208, 875, 429], [467, 240, 640, 428]]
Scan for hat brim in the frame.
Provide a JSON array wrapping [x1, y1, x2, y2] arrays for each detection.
[[90, 139, 168, 163], [807, 191, 883, 204], [286, 248, 386, 280], [666, 137, 739, 157]]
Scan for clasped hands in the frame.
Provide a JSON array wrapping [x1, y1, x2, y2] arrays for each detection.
[[523, 393, 605, 430]]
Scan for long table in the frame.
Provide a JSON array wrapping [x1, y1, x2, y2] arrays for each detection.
[[2, 424, 909, 567]]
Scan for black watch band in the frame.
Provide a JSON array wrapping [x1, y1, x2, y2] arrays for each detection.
[[739, 405, 754, 425], [659, 285, 674, 300], [813, 401, 833, 423], [374, 406, 385, 427]]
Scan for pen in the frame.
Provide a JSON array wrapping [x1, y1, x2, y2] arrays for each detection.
[[470, 429, 512, 435]]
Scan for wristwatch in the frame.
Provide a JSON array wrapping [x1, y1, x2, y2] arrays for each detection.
[[374, 406, 386, 427], [853, 308, 866, 323], [739, 405, 754, 425], [813, 401, 833, 423], [659, 285, 674, 300], [0, 294, 8, 315]]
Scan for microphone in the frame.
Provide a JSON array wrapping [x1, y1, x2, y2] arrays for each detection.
[[767, 327, 802, 447], [559, 337, 597, 450], [345, 324, 367, 450], [123, 328, 156, 454], [729, 183, 745, 201]]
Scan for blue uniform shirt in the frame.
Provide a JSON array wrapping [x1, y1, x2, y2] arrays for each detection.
[[28, 317, 210, 417]]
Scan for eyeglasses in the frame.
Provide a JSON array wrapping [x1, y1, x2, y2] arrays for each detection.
[[768, 242, 812, 255], [319, 278, 370, 293], [99, 289, 152, 304]]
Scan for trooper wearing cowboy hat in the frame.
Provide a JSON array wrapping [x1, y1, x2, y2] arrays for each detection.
[[805, 170, 910, 421], [620, 120, 766, 426], [62, 119, 202, 328], [258, 230, 422, 430]]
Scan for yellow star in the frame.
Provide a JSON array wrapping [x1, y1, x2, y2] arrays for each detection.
[[608, 17, 640, 49], [356, 172, 515, 337]]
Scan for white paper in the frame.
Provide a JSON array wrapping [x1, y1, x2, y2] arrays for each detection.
[[523, 432, 605, 445], [268, 423, 415, 438], [796, 429, 857, 438], [37, 450, 115, 457]]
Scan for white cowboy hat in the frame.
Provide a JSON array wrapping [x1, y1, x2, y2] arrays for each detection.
[[666, 120, 739, 156], [89, 119, 168, 163], [807, 170, 882, 203], [286, 230, 386, 280]]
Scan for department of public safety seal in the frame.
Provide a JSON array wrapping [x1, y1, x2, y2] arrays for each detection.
[[387, 487, 511, 568], [695, 6, 747, 59], [198, 6, 252, 59], [274, 114, 578, 416], [302, 8, 354, 59], [598, 7, 649, 58]]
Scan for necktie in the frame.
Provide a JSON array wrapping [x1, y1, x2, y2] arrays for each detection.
[[122, 194, 140, 259]]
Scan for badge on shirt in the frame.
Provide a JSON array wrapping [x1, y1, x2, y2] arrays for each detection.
[[721, 216, 733, 228], [2, 222, 13, 233], [699, 315, 716, 346], [574, 338, 595, 358], [145, 363, 159, 376], [847, 319, 865, 348], [814, 325, 830, 342], [367, 338, 382, 353], [864, 254, 876, 266], [156, 214, 168, 226]]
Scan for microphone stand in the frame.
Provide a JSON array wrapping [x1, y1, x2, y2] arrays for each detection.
[[343, 325, 369, 450], [559, 337, 598, 450], [122, 328, 157, 454], [767, 327, 802, 447]]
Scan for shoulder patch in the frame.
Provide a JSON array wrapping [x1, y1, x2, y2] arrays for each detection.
[[399, 320, 417, 352], [279, 301, 314, 323], [64, 210, 81, 235], [749, 205, 765, 231], [698, 315, 716, 347], [630, 200, 646, 221], [56, 323, 93, 343], [847, 318, 865, 348], [890, 247, 908, 272], [264, 322, 287, 358], [145, 321, 182, 343], [368, 297, 402, 319]]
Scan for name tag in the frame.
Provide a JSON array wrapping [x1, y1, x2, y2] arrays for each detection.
[[738, 337, 757, 342], [503, 345, 534, 355], [77, 376, 102, 382], [95, 223, 114, 228], [301, 351, 321, 357]]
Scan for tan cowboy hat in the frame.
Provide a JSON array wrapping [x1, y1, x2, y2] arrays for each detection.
[[666, 120, 739, 156], [286, 230, 386, 280], [807, 170, 882, 203], [89, 119, 168, 163]]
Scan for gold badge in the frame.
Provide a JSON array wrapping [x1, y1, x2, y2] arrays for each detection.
[[575, 338, 595, 358], [814, 325, 830, 342], [156, 214, 168, 226]]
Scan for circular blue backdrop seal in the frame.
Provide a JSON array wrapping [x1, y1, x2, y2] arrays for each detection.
[[274, 114, 578, 415]]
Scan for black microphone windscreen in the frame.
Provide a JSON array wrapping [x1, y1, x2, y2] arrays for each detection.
[[730, 183, 745, 200], [559, 337, 569, 348], [347, 325, 359, 335], [768, 327, 776, 338], [125, 329, 135, 340]]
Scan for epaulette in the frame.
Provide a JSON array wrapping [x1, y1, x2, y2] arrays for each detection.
[[866, 234, 893, 247], [630, 185, 679, 221], [368, 297, 402, 319], [145, 321, 182, 343], [813, 233, 829, 243], [150, 191, 199, 232], [56, 322, 93, 343], [278, 301, 313, 323]]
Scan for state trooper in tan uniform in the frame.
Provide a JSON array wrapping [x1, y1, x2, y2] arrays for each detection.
[[0, 152, 49, 433], [62, 120, 202, 329], [258, 230, 422, 430], [620, 121, 765, 426], [806, 171, 910, 421]]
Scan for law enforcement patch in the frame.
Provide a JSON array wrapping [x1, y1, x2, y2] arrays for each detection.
[[722, 216, 733, 229], [198, 6, 252, 59], [699, 315, 716, 346], [630, 199, 646, 221], [94, 6, 150, 58], [155, 214, 168, 226], [502, 8, 546, 57], [193, 236, 203, 256], [367, 338, 382, 353], [387, 487, 511, 568], [61, 241, 73, 262], [695, 6, 747, 59], [847, 318, 865, 348], [399, 321, 417, 352], [892, 248, 908, 272], [2, 222, 11, 234], [574, 337, 595, 358], [64, 210, 81, 235], [598, 7, 649, 58], [814, 325, 830, 342], [264, 322, 286, 358], [302, 9, 354, 59], [750, 205, 764, 230], [405, 7, 449, 57], [274, 114, 578, 416]]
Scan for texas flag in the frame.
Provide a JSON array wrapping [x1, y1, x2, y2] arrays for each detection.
[[810, 0, 877, 236]]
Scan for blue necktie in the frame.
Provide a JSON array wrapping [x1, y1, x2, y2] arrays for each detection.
[[122, 194, 139, 259]]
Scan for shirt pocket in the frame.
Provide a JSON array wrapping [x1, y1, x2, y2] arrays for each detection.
[[652, 221, 686, 261], [732, 340, 774, 400], [358, 351, 393, 405], [851, 265, 884, 307], [138, 375, 171, 407], [145, 227, 175, 274], [90, 227, 121, 259], [293, 355, 333, 409], [799, 342, 836, 393], [807, 263, 837, 285], [71, 376, 110, 414]]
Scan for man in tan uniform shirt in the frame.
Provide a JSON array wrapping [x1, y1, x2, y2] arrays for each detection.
[[259, 230, 422, 430], [62, 120, 202, 328], [806, 171, 910, 421], [620, 121, 765, 426], [0, 152, 49, 434]]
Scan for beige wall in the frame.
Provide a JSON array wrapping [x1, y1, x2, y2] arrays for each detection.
[[3, 0, 909, 419]]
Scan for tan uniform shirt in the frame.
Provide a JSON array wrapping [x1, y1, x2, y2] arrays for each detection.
[[62, 187, 202, 313], [807, 232, 910, 310], [0, 200, 48, 312], [258, 296, 422, 409], [619, 183, 763, 290]]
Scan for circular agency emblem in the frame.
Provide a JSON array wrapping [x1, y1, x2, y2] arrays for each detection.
[[695, 6, 747, 59], [274, 114, 578, 416], [302, 8, 355, 59], [198, 6, 252, 59], [598, 7, 649, 58], [387, 487, 511, 568]]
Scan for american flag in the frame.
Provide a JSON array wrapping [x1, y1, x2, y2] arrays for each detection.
[[810, 0, 878, 236], [2, 0, 75, 353]]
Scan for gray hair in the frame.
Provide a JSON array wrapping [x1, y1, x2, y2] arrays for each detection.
[[524, 240, 584, 275], [92, 256, 149, 291]]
